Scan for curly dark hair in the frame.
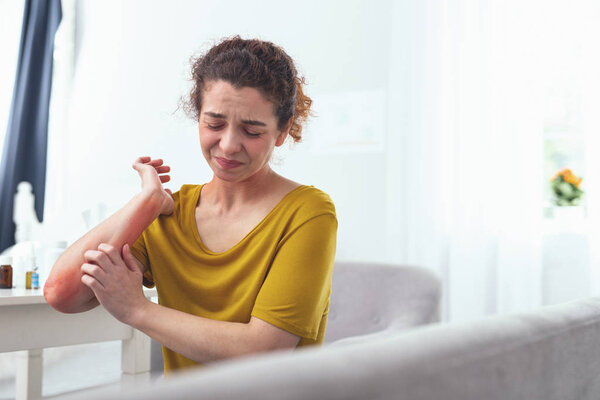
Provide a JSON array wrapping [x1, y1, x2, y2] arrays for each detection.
[[183, 36, 312, 143]]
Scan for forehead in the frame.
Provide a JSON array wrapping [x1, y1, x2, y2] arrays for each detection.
[[202, 80, 275, 120]]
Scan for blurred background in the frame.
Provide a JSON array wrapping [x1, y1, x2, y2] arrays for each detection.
[[2, 0, 600, 325]]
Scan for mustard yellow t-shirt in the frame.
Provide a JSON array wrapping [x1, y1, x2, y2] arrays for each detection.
[[130, 184, 337, 373]]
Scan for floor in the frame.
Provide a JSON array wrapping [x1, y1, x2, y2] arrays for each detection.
[[0, 341, 163, 399]]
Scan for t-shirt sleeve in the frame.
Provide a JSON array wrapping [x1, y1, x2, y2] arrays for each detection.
[[251, 213, 337, 340], [130, 233, 155, 288]]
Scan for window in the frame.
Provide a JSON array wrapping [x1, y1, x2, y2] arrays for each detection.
[[543, 86, 586, 214]]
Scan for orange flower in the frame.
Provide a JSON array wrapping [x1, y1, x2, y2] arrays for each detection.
[[551, 168, 582, 188], [551, 168, 569, 182], [563, 172, 578, 185]]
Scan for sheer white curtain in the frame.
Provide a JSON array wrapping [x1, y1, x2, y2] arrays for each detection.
[[581, 5, 600, 298], [386, 0, 545, 322]]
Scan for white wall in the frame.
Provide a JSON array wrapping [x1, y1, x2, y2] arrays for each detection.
[[47, 0, 399, 263]]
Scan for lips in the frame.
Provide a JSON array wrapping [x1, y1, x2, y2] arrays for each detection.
[[215, 157, 243, 169]]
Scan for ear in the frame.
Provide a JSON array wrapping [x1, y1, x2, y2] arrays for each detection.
[[275, 118, 293, 147]]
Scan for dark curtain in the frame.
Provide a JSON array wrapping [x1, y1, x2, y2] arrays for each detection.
[[0, 0, 62, 252]]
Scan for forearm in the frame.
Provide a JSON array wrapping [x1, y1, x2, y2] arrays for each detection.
[[44, 191, 163, 313], [131, 302, 278, 364]]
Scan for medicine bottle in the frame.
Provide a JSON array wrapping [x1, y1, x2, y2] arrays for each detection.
[[25, 256, 39, 289], [26, 267, 39, 289], [0, 255, 13, 289]]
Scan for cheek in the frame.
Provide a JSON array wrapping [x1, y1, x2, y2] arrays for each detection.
[[199, 130, 217, 149], [247, 140, 275, 159]]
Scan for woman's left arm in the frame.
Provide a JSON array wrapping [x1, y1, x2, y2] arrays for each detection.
[[81, 243, 299, 363], [132, 304, 300, 362]]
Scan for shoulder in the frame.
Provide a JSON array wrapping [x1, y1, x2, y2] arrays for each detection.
[[151, 184, 202, 228], [169, 184, 202, 212], [286, 185, 336, 219], [275, 185, 337, 248], [172, 184, 201, 201]]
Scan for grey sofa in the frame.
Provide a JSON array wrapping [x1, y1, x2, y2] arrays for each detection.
[[58, 265, 600, 399]]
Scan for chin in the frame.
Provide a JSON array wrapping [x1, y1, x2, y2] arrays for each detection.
[[212, 169, 245, 182]]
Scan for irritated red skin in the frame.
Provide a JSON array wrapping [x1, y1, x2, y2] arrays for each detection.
[[44, 191, 164, 314], [44, 247, 103, 313], [44, 267, 92, 313]]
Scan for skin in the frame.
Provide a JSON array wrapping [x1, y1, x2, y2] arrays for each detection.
[[43, 157, 173, 313], [195, 80, 301, 253], [44, 80, 301, 363]]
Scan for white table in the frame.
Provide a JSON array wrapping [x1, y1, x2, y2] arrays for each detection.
[[0, 287, 157, 399]]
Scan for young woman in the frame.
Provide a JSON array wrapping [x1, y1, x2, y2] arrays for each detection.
[[44, 36, 337, 374]]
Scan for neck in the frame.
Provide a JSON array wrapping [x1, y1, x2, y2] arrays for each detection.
[[203, 166, 279, 211]]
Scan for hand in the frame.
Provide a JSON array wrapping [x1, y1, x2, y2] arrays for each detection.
[[80, 243, 149, 326], [133, 156, 174, 215]]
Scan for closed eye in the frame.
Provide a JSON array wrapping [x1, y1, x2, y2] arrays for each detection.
[[206, 122, 262, 137], [245, 130, 262, 137]]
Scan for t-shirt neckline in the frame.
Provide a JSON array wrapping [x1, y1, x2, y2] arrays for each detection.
[[189, 184, 307, 255]]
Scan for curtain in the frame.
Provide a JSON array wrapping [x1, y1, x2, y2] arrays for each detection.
[[581, 5, 600, 298], [387, 0, 545, 322], [0, 0, 62, 252]]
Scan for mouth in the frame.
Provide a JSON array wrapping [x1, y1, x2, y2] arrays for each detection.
[[215, 157, 243, 169]]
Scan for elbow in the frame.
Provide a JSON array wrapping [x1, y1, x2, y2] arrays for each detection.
[[43, 278, 68, 313], [43, 276, 87, 314]]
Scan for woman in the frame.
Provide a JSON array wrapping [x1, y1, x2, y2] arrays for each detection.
[[44, 36, 337, 374]]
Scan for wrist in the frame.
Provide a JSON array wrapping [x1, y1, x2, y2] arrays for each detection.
[[128, 297, 153, 329], [136, 190, 164, 215]]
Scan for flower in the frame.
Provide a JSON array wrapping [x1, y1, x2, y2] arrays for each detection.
[[550, 168, 584, 206]]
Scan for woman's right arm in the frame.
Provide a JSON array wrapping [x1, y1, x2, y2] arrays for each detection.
[[44, 157, 173, 314]]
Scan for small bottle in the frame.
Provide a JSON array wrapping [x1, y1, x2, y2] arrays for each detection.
[[26, 270, 32, 289], [25, 267, 40, 289], [25, 256, 38, 289], [31, 267, 39, 289], [0, 255, 13, 289]]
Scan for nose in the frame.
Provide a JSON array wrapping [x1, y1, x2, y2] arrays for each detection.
[[219, 127, 242, 155]]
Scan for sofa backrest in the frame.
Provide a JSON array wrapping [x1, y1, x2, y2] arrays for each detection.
[[148, 262, 442, 373], [325, 262, 441, 343], [65, 296, 600, 399]]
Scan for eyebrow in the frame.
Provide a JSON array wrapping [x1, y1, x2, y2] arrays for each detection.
[[203, 112, 267, 127]]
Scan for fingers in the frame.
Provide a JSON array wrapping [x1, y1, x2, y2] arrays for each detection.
[[134, 156, 151, 164], [84, 249, 111, 267], [97, 243, 124, 265], [81, 273, 104, 291], [132, 157, 165, 169], [133, 156, 162, 166], [132, 158, 171, 180], [84, 244, 123, 268], [81, 263, 107, 287], [121, 244, 141, 273]]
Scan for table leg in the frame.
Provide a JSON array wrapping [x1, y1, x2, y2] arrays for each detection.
[[121, 328, 151, 374], [15, 349, 43, 400]]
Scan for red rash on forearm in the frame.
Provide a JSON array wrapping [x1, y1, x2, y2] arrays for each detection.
[[44, 192, 164, 313]]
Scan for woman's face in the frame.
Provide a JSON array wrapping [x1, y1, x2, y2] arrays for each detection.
[[198, 80, 287, 183]]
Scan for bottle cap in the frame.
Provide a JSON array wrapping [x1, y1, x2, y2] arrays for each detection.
[[0, 255, 12, 265]]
